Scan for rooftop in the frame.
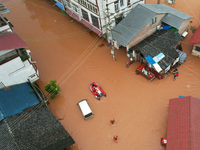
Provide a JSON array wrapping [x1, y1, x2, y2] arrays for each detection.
[[188, 26, 200, 44], [112, 4, 192, 47], [130, 29, 182, 70], [0, 104, 75, 150], [0, 82, 40, 121], [166, 96, 200, 150], [0, 32, 27, 51]]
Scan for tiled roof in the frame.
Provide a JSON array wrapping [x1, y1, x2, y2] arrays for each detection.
[[0, 2, 9, 14], [0, 32, 27, 51], [130, 29, 181, 70], [166, 96, 200, 150], [188, 26, 200, 44], [0, 105, 75, 150]]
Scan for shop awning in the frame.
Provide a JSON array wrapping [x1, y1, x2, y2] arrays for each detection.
[[56, 2, 64, 10]]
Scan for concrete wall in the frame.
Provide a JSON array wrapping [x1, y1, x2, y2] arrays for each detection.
[[127, 14, 165, 49], [178, 19, 190, 34]]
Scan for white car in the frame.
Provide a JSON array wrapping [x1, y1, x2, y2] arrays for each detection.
[[77, 99, 94, 119]]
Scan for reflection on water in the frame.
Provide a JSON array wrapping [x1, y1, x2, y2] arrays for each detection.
[[3, 0, 200, 149]]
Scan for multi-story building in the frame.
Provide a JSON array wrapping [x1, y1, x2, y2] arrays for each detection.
[[54, 0, 145, 39], [0, 32, 39, 89]]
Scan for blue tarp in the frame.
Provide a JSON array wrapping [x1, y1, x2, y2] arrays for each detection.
[[0, 83, 40, 121], [56, 2, 64, 10], [163, 25, 170, 30], [145, 55, 156, 65]]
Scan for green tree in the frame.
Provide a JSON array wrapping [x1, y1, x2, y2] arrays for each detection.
[[45, 79, 61, 99]]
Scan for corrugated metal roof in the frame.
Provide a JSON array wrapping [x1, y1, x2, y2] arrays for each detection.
[[112, 4, 192, 47], [112, 5, 156, 47], [188, 25, 200, 44], [166, 96, 200, 150], [141, 4, 192, 19], [0, 83, 40, 121], [161, 13, 184, 29], [0, 2, 9, 14], [0, 32, 27, 51]]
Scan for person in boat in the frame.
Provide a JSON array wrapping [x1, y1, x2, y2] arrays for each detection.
[[93, 85, 102, 96]]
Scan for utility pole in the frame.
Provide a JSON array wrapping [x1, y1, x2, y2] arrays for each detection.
[[105, 4, 116, 61]]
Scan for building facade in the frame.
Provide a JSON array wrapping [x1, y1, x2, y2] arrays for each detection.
[[54, 0, 145, 39], [0, 32, 39, 89]]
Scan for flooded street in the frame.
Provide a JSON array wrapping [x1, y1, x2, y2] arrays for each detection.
[[2, 0, 200, 150]]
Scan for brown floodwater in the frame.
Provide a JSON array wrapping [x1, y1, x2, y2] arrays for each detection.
[[3, 0, 200, 150]]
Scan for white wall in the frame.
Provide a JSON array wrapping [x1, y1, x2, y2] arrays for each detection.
[[0, 57, 39, 87]]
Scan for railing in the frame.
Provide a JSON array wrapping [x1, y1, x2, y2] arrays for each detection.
[[77, 0, 98, 15], [28, 81, 49, 106]]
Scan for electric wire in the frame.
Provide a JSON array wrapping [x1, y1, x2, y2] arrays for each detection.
[[1, 0, 200, 147]]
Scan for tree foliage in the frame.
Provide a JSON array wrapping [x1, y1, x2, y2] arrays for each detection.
[[45, 79, 61, 99]]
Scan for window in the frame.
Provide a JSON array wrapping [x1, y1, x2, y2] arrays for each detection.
[[72, 4, 78, 13], [91, 14, 99, 29], [114, 1, 119, 12], [120, 0, 124, 6], [127, 0, 130, 6], [152, 17, 157, 24], [115, 14, 123, 25], [81, 9, 89, 22], [66, 1, 71, 8]]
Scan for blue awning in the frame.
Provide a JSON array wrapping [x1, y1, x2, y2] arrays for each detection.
[[145, 55, 156, 65], [56, 2, 64, 10], [0, 83, 40, 121]]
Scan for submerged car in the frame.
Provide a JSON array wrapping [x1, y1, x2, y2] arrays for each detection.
[[89, 82, 106, 100], [77, 99, 94, 119]]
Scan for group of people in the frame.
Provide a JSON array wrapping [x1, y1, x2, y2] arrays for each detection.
[[173, 68, 179, 80], [110, 119, 118, 142]]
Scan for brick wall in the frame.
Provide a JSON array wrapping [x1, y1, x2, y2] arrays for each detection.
[[127, 14, 166, 49], [178, 19, 190, 34]]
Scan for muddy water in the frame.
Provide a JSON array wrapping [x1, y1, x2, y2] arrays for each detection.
[[3, 0, 200, 150]]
